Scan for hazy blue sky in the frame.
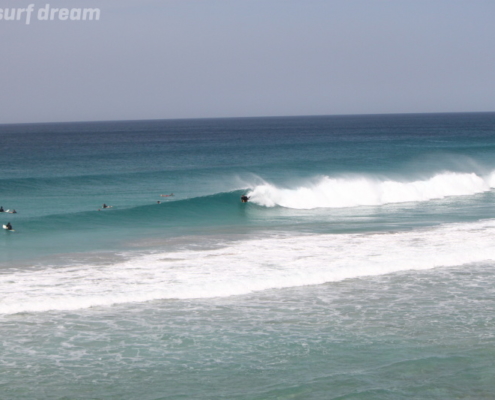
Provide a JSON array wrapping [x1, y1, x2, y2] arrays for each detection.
[[1, 0, 494, 123]]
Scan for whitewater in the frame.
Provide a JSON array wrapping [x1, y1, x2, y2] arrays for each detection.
[[2, 218, 495, 315], [247, 170, 495, 209]]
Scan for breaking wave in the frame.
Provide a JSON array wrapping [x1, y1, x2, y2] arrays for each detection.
[[247, 171, 495, 209]]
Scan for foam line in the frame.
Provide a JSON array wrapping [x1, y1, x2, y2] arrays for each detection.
[[2, 219, 495, 314]]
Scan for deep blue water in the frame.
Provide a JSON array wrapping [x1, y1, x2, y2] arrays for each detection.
[[1, 113, 495, 399]]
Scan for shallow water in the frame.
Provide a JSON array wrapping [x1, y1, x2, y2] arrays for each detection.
[[2, 265, 495, 399]]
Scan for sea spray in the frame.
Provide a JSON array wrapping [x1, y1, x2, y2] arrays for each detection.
[[247, 171, 492, 209]]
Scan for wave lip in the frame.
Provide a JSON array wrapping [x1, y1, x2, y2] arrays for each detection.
[[247, 171, 492, 209]]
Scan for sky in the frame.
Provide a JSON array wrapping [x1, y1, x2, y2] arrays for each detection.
[[1, 0, 494, 124]]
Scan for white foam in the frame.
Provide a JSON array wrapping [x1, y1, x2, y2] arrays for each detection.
[[247, 171, 492, 209], [2, 219, 495, 314]]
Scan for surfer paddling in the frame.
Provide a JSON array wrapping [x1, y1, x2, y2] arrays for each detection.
[[1, 207, 17, 214], [98, 203, 113, 211], [241, 195, 249, 203]]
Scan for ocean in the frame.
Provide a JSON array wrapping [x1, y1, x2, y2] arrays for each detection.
[[1, 113, 495, 399]]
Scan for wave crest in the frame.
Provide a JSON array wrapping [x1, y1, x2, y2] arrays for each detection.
[[247, 172, 493, 209]]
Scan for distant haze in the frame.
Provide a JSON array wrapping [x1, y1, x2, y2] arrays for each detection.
[[1, 0, 494, 124]]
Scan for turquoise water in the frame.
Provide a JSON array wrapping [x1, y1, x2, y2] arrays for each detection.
[[1, 113, 495, 399]]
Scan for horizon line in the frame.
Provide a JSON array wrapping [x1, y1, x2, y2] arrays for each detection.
[[1, 110, 494, 127]]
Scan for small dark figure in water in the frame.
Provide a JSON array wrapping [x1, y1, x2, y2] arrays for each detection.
[[102, 204, 108, 209], [5, 222, 12, 230], [157, 201, 161, 204], [0, 206, 4, 212], [241, 195, 249, 203], [10, 209, 17, 214]]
